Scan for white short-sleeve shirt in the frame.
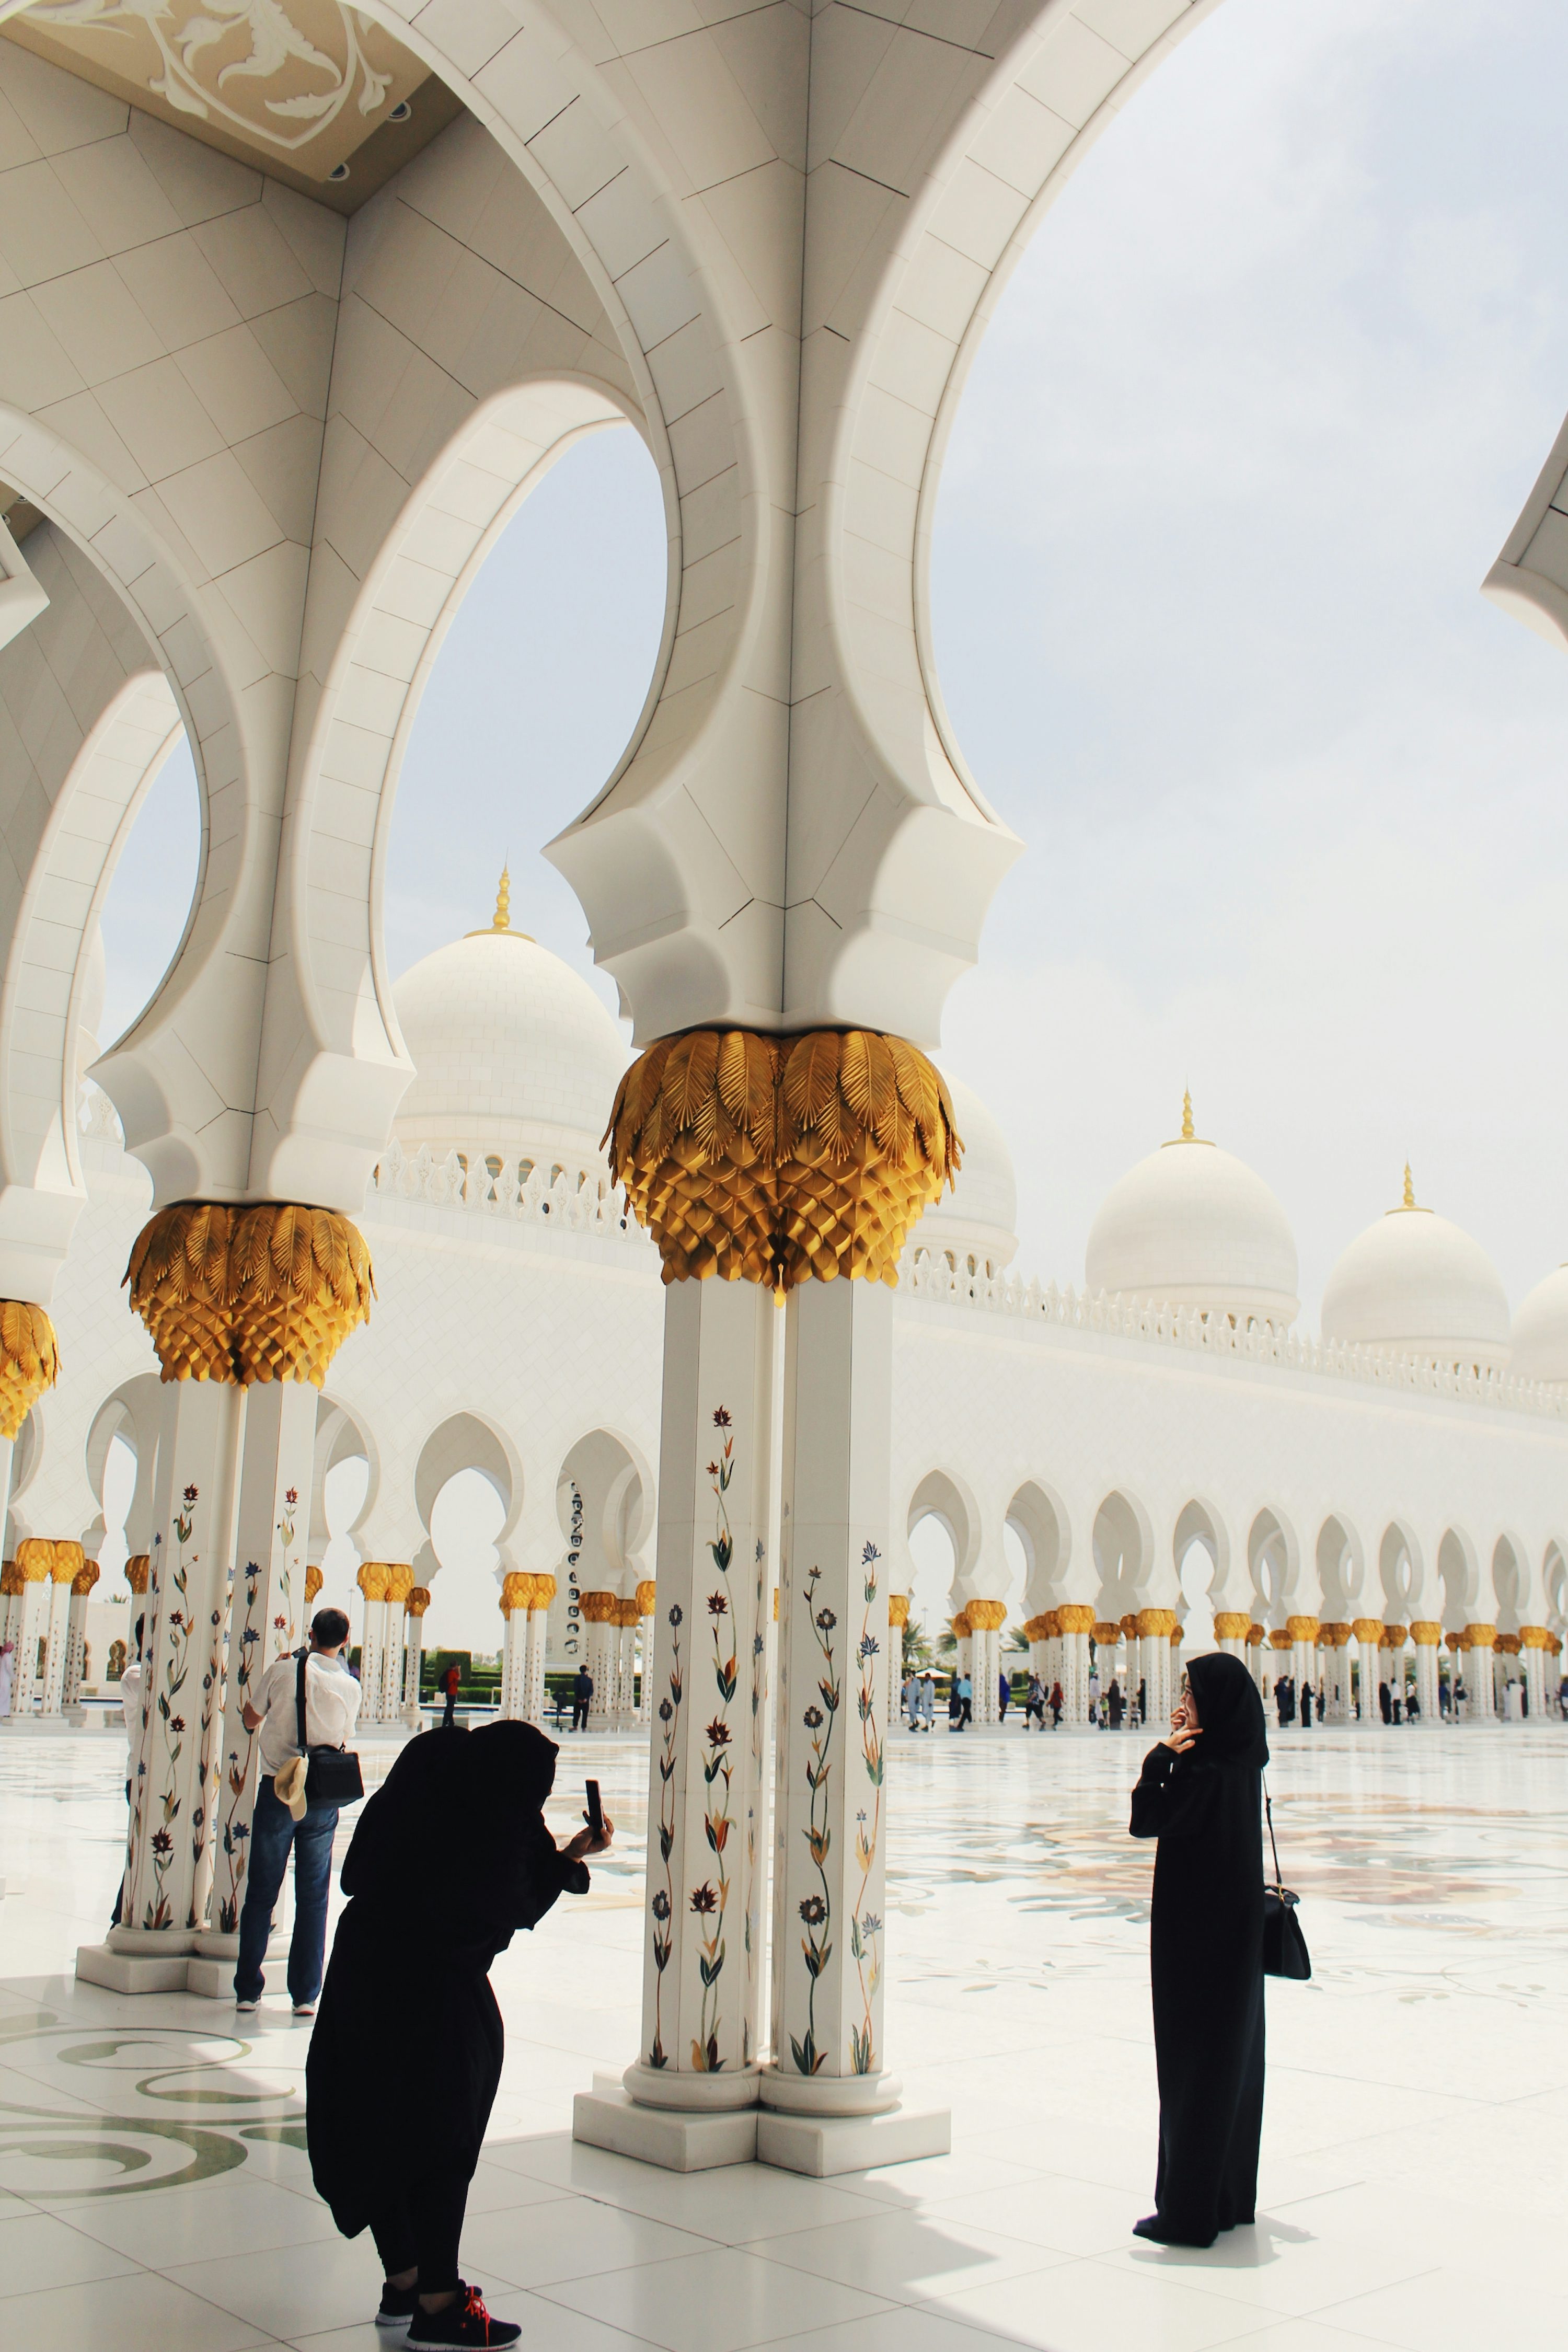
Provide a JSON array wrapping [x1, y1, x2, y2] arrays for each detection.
[[255, 1649, 361, 1773]]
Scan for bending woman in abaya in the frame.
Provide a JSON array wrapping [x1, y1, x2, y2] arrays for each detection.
[[1128, 1650, 1267, 2248], [307, 1723, 612, 2348]]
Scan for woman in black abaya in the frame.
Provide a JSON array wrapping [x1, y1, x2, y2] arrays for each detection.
[[1128, 1650, 1267, 2248], [307, 1724, 610, 2349]]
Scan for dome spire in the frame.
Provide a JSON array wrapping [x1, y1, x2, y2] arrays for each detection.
[[1402, 1160, 1415, 1210], [1181, 1088, 1194, 1142], [493, 861, 510, 932]]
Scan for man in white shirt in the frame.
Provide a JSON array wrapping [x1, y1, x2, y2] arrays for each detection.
[[234, 1607, 361, 2018]]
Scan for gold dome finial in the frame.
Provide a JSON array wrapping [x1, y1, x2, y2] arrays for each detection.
[[1403, 1161, 1415, 1210], [493, 862, 511, 931], [1181, 1088, 1194, 1143]]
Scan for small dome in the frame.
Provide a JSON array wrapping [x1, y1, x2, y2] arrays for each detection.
[[1511, 1265, 1568, 1385], [1085, 1094, 1298, 1328], [912, 1070, 1018, 1276], [1320, 1167, 1509, 1371], [392, 871, 627, 1170]]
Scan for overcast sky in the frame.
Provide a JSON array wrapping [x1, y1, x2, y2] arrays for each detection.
[[96, 0, 1568, 1644]]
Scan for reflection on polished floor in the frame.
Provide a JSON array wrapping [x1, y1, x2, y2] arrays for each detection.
[[1, 1720, 1563, 2352]]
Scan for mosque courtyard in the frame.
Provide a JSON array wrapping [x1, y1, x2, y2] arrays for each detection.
[[1, 1719, 1561, 2352]]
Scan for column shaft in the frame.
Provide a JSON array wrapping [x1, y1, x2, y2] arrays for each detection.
[[114, 1381, 243, 1947], [10, 1574, 49, 1713], [626, 1277, 773, 2107], [765, 1276, 893, 2111], [524, 1606, 548, 1724], [206, 1379, 315, 1945], [39, 1571, 74, 1712]]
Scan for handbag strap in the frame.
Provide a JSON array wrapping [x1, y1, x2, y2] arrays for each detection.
[[1264, 1775, 1284, 1890], [295, 1647, 309, 1756]]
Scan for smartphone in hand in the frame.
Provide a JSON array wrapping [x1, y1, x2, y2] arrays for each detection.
[[585, 1778, 603, 1838]]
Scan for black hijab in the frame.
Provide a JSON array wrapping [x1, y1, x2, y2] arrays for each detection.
[[1185, 1650, 1269, 1769], [340, 1721, 570, 1933]]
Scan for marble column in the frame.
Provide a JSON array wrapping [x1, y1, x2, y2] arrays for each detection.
[[62, 1560, 100, 1710], [969, 1602, 1004, 1723], [1320, 1626, 1352, 1720], [1445, 1630, 1468, 1718], [1138, 1608, 1177, 1728], [356, 1563, 389, 1722], [113, 1380, 245, 1946], [403, 1586, 429, 1724], [9, 1539, 53, 1714], [1288, 1616, 1321, 1711], [624, 1275, 773, 2111], [1058, 1605, 1093, 1723], [636, 1579, 656, 1722], [581, 1592, 617, 1726], [202, 1377, 315, 1953], [1410, 1621, 1442, 1722], [39, 1542, 83, 1714], [1246, 1623, 1268, 1691], [381, 1566, 412, 1721], [0, 1555, 21, 1656], [1383, 1625, 1409, 1720], [524, 1577, 554, 1724], [951, 1613, 973, 1709], [886, 1593, 908, 1723], [765, 1274, 893, 2112], [1518, 1627, 1548, 1718], [1352, 1620, 1383, 1722], [500, 1573, 532, 1718]]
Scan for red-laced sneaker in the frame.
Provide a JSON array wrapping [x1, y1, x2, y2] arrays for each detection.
[[406, 2285, 521, 2350]]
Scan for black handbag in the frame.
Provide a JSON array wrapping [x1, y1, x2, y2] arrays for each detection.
[[295, 1650, 364, 1806], [1262, 1783, 1310, 1980]]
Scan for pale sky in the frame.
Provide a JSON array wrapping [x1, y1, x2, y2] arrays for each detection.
[[94, 0, 1568, 1647]]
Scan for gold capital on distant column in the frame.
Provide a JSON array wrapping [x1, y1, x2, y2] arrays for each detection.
[[0, 1301, 59, 1440]]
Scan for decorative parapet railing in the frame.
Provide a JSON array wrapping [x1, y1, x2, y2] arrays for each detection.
[[906, 1250, 1568, 1421], [366, 1136, 650, 1247]]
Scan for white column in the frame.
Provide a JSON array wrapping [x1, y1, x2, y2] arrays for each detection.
[[583, 1600, 616, 1727], [500, 1583, 529, 1719], [202, 1378, 315, 1950], [39, 1551, 78, 1714], [1411, 1625, 1442, 1723], [357, 1570, 388, 1722], [1058, 1609, 1092, 1723], [637, 1582, 655, 1722], [886, 1599, 907, 1724], [524, 1587, 552, 1725], [381, 1571, 411, 1720], [1247, 1631, 1268, 1692], [112, 1380, 243, 1949], [1353, 1623, 1382, 1723], [622, 1276, 772, 2110], [62, 1563, 98, 1710], [403, 1592, 428, 1725], [765, 1276, 894, 2111], [9, 1547, 52, 1714]]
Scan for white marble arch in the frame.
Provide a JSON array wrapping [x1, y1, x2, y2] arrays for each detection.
[[412, 1408, 524, 1587], [1091, 1484, 1155, 1616], [1247, 1503, 1301, 1619], [906, 1465, 984, 1610], [1007, 1475, 1071, 1614], [1377, 1516, 1426, 1623], [1315, 1509, 1365, 1620], [1490, 1529, 1530, 1637], [307, 1393, 374, 1570], [83, 1374, 163, 1563], [1438, 1524, 1481, 1627], [1171, 1494, 1232, 1618]]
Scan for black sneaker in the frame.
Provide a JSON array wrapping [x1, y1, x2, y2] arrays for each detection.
[[376, 2282, 417, 2333], [406, 2286, 521, 2350]]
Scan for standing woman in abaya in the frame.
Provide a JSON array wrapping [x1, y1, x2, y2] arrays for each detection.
[[307, 1723, 612, 2348], [1128, 1650, 1268, 2247]]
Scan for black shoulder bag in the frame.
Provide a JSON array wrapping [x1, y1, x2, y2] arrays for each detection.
[[1262, 1782, 1310, 1980], [296, 1650, 364, 1806]]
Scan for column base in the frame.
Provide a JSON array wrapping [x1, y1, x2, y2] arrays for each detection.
[[623, 2059, 762, 2113], [75, 1941, 192, 1994], [759, 2063, 902, 2117], [757, 2103, 951, 2177], [575, 2078, 758, 2171]]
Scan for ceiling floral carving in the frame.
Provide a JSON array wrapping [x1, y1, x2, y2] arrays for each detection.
[[5, 0, 429, 180]]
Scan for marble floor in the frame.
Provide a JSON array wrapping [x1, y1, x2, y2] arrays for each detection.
[[1, 1717, 1564, 2352]]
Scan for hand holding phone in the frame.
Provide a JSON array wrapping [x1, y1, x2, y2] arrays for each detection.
[[585, 1778, 603, 1837]]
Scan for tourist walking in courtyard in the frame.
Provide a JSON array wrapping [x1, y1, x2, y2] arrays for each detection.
[[1108, 1678, 1124, 1730], [959, 1669, 973, 1727], [440, 1661, 461, 1729], [234, 1608, 360, 2016], [571, 1664, 593, 1731], [308, 1721, 610, 2349], [1299, 1680, 1313, 1729], [1128, 1650, 1268, 2248], [919, 1671, 936, 1730], [998, 1668, 1011, 1721], [1025, 1672, 1046, 1728], [0, 1636, 12, 1718], [1049, 1680, 1063, 1728], [904, 1670, 920, 1729]]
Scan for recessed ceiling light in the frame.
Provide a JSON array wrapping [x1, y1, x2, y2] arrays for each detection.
[[389, 100, 411, 123]]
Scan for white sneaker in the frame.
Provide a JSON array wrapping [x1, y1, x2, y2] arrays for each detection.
[[293, 2001, 316, 2017], [235, 1998, 260, 2013]]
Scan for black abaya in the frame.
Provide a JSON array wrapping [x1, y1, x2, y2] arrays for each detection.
[[306, 1723, 589, 2272], [1129, 1651, 1267, 2246]]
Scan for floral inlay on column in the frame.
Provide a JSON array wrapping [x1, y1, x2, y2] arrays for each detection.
[[850, 1539, 884, 2073], [793, 1560, 840, 2077], [649, 1601, 684, 2069]]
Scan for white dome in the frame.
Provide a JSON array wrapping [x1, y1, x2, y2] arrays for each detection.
[[1320, 1171, 1510, 1371], [392, 882, 627, 1167], [1511, 1265, 1568, 1386], [912, 1071, 1018, 1275], [1085, 1096, 1298, 1328]]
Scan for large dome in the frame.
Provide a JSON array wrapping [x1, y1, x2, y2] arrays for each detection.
[[1511, 1265, 1568, 1386], [910, 1070, 1018, 1276], [391, 874, 627, 1171], [1085, 1095, 1298, 1329], [1320, 1168, 1510, 1371]]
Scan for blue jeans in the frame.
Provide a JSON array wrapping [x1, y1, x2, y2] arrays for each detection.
[[235, 1774, 340, 2005]]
